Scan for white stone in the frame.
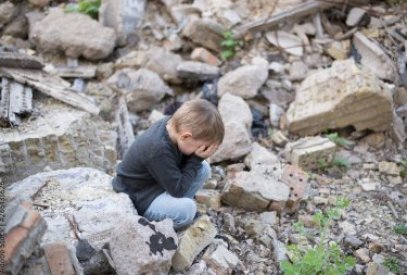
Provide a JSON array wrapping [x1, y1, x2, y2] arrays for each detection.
[[107, 68, 172, 112], [217, 64, 268, 99], [210, 93, 252, 163], [346, 7, 366, 27], [266, 31, 303, 56]]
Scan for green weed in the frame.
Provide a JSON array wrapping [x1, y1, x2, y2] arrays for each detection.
[[220, 31, 240, 61], [394, 224, 407, 237], [383, 257, 401, 274], [65, 0, 101, 19], [282, 198, 355, 275]]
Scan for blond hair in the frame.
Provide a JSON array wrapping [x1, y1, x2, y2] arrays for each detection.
[[169, 99, 225, 144]]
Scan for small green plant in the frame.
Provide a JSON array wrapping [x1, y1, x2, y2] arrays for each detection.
[[383, 257, 401, 274], [220, 31, 239, 61], [326, 132, 353, 149], [281, 198, 356, 275], [394, 224, 407, 237], [316, 156, 350, 174], [65, 0, 101, 19]]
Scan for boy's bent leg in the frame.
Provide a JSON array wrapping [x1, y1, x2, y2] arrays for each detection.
[[143, 192, 197, 230], [184, 160, 211, 199]]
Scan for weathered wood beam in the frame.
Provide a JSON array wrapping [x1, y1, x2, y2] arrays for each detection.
[[0, 51, 44, 70], [233, 0, 369, 39], [0, 68, 100, 115]]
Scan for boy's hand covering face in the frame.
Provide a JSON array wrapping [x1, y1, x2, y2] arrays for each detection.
[[194, 144, 218, 159]]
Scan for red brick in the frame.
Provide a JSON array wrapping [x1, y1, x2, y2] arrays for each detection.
[[44, 243, 76, 275], [20, 210, 41, 230], [281, 165, 309, 202], [191, 47, 221, 66], [5, 227, 29, 263]]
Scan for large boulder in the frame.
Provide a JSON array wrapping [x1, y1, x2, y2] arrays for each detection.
[[286, 59, 393, 136], [30, 8, 116, 60], [115, 47, 183, 84], [217, 63, 268, 99], [107, 68, 173, 112], [210, 93, 252, 163], [0, 101, 117, 185]]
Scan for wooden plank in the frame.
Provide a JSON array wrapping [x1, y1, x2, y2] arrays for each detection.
[[0, 51, 44, 70], [44, 243, 76, 275], [0, 68, 100, 115], [233, 0, 368, 39], [0, 77, 11, 122], [115, 96, 135, 158]]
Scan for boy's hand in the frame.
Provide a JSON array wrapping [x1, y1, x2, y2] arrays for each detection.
[[195, 144, 218, 159]]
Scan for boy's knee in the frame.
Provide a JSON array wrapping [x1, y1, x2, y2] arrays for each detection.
[[173, 198, 196, 228]]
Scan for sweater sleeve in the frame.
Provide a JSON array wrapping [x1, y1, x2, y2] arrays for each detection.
[[146, 151, 204, 198]]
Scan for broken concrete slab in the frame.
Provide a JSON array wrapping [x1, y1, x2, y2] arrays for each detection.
[[172, 215, 217, 272], [284, 136, 337, 170], [6, 168, 137, 249], [110, 216, 178, 275], [182, 18, 226, 52], [353, 32, 396, 81], [115, 47, 183, 84], [107, 68, 172, 112], [286, 59, 393, 136], [30, 8, 116, 60], [5, 200, 47, 275], [0, 101, 116, 184], [177, 61, 219, 81], [210, 93, 252, 163], [99, 0, 146, 46], [244, 142, 280, 171], [221, 170, 290, 211], [217, 63, 268, 99]]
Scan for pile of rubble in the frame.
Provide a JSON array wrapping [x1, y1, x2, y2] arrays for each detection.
[[2, 0, 407, 274]]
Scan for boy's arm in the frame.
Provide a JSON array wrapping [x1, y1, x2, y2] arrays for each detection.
[[147, 151, 203, 198]]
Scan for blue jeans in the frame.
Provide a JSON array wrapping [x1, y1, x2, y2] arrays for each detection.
[[143, 161, 211, 229]]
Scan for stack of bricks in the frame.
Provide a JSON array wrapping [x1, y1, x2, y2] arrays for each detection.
[[4, 199, 47, 274]]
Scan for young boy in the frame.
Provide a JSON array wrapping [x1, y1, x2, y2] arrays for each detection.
[[112, 99, 225, 230]]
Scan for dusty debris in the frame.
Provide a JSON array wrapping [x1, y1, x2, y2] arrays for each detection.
[[286, 59, 393, 136]]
